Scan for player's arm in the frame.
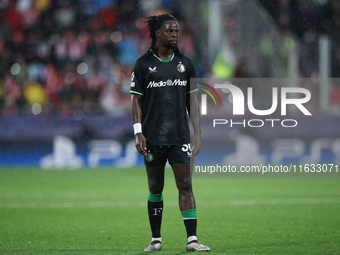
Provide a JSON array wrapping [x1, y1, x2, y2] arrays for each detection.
[[131, 94, 147, 156], [187, 91, 201, 156]]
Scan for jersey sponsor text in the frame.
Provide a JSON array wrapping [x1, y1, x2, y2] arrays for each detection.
[[147, 79, 187, 88]]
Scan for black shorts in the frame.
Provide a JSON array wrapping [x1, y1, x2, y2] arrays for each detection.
[[144, 144, 193, 166]]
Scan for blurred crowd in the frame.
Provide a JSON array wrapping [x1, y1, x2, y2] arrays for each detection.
[[259, 0, 340, 109], [1, 0, 340, 117], [0, 0, 194, 116], [259, 0, 340, 77]]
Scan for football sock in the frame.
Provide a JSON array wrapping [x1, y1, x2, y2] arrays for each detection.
[[147, 192, 163, 239], [182, 209, 197, 243], [188, 235, 198, 243], [151, 237, 161, 244]]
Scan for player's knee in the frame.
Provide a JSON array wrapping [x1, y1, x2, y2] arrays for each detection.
[[177, 176, 192, 193], [148, 179, 164, 194]]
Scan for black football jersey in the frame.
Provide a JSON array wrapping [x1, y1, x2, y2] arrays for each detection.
[[130, 50, 197, 146]]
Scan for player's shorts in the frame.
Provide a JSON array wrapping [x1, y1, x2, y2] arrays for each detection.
[[144, 143, 193, 166]]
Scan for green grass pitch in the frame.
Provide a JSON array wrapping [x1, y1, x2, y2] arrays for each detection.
[[0, 167, 339, 254]]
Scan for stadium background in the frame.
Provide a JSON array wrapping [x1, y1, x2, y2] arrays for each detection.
[[1, 0, 340, 168], [1, 1, 340, 254]]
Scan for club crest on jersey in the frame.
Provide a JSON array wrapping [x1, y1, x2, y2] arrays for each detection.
[[177, 62, 186, 73], [145, 151, 154, 162], [149, 66, 157, 73]]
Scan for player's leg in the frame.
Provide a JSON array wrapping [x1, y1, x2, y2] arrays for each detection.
[[144, 164, 165, 251], [171, 163, 197, 237], [144, 146, 167, 251], [171, 163, 210, 252], [171, 163, 195, 211]]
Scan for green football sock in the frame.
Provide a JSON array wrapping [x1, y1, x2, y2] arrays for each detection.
[[148, 192, 163, 238]]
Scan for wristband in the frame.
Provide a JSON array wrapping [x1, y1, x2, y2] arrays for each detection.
[[133, 123, 142, 135]]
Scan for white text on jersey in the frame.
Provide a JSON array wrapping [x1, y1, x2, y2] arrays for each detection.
[[147, 79, 187, 89]]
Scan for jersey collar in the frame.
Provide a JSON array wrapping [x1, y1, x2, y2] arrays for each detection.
[[151, 50, 175, 63]]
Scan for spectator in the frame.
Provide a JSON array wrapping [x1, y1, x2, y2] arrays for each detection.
[[3, 0, 339, 116]]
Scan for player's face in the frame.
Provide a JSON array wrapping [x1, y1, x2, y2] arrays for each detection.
[[157, 20, 179, 50]]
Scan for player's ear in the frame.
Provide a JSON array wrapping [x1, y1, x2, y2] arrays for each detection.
[[156, 29, 161, 39]]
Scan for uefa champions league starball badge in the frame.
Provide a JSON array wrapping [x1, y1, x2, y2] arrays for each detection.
[[145, 151, 154, 162]]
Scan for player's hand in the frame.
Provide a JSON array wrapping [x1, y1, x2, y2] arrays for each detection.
[[135, 133, 147, 156], [191, 132, 201, 156]]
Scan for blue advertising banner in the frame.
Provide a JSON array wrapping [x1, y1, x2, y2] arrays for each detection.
[[1, 115, 339, 169]]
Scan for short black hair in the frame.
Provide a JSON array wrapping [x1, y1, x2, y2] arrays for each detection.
[[145, 14, 178, 54]]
